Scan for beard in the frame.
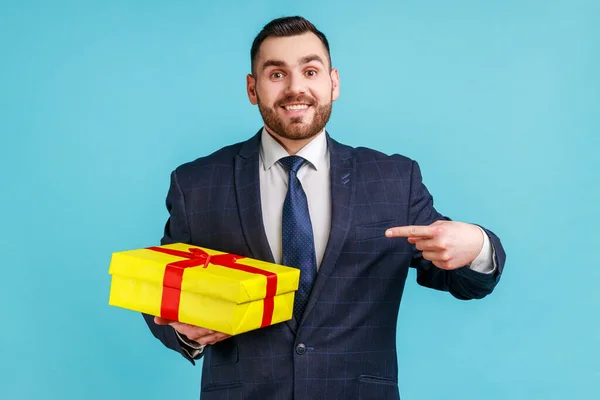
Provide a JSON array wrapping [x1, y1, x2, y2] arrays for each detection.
[[257, 93, 333, 141]]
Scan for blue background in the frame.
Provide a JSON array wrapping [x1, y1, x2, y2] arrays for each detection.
[[1, 1, 598, 399]]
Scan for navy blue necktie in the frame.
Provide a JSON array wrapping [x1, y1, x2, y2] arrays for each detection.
[[279, 156, 317, 321]]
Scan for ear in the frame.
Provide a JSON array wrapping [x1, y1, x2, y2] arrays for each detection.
[[246, 74, 258, 105], [330, 68, 340, 101]]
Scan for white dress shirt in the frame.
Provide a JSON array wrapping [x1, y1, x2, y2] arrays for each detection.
[[177, 127, 496, 356], [259, 128, 331, 268]]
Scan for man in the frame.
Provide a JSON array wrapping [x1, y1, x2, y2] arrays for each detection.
[[143, 16, 506, 399]]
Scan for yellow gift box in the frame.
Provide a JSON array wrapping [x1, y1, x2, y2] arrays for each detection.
[[108, 243, 300, 335]]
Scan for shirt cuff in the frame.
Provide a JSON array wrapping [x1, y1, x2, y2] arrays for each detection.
[[174, 329, 206, 358], [468, 226, 497, 274]]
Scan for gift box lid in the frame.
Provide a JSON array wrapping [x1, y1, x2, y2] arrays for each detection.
[[108, 243, 300, 304]]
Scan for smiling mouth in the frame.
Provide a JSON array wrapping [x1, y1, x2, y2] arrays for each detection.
[[281, 103, 310, 111]]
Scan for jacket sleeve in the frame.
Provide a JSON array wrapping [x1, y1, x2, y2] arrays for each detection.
[[407, 160, 506, 300], [141, 169, 204, 364]]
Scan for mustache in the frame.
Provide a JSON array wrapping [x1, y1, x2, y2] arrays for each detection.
[[275, 94, 316, 107]]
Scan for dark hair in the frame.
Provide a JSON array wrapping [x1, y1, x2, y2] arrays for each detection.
[[250, 16, 331, 74]]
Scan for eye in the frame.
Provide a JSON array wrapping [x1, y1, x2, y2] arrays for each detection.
[[305, 70, 318, 77], [270, 72, 285, 80]]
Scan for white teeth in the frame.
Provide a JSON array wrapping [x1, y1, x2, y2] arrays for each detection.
[[284, 104, 309, 111]]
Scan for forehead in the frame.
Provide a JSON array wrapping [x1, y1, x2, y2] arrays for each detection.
[[257, 32, 329, 68]]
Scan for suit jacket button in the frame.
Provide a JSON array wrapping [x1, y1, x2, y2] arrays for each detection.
[[295, 343, 306, 355]]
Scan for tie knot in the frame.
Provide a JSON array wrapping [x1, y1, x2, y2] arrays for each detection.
[[279, 156, 306, 174]]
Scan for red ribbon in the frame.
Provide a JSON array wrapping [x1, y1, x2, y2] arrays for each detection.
[[147, 246, 277, 329]]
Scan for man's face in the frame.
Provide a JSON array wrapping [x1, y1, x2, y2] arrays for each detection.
[[247, 32, 340, 141]]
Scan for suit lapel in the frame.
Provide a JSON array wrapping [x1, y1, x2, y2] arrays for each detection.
[[234, 131, 275, 264], [300, 134, 356, 325], [235, 131, 299, 334]]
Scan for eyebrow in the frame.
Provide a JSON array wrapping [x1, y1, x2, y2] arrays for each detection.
[[261, 54, 326, 71], [299, 54, 325, 66], [261, 60, 286, 70]]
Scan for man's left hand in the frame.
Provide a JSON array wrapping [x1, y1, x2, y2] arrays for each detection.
[[385, 220, 484, 270]]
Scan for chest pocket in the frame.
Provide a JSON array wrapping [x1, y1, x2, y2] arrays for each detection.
[[355, 220, 399, 242]]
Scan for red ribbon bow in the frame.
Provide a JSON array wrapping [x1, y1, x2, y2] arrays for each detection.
[[147, 246, 277, 329]]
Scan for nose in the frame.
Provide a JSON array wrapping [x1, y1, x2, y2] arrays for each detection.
[[286, 71, 307, 95]]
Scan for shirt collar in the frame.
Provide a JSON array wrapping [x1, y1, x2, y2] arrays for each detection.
[[260, 127, 328, 171]]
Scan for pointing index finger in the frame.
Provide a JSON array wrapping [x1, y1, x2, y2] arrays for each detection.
[[385, 225, 435, 238]]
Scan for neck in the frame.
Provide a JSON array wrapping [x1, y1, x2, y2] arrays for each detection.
[[264, 126, 321, 155]]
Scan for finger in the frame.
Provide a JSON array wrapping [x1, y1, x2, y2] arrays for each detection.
[[432, 259, 463, 270], [203, 333, 231, 345], [177, 325, 214, 340], [196, 332, 228, 346], [193, 331, 230, 344], [422, 250, 452, 263], [154, 316, 175, 325], [165, 320, 209, 336], [386, 225, 435, 238], [414, 239, 439, 252]]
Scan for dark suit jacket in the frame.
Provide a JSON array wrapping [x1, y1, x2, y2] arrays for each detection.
[[143, 131, 506, 399]]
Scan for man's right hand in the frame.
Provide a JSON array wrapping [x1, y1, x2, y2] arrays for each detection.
[[154, 316, 231, 346]]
